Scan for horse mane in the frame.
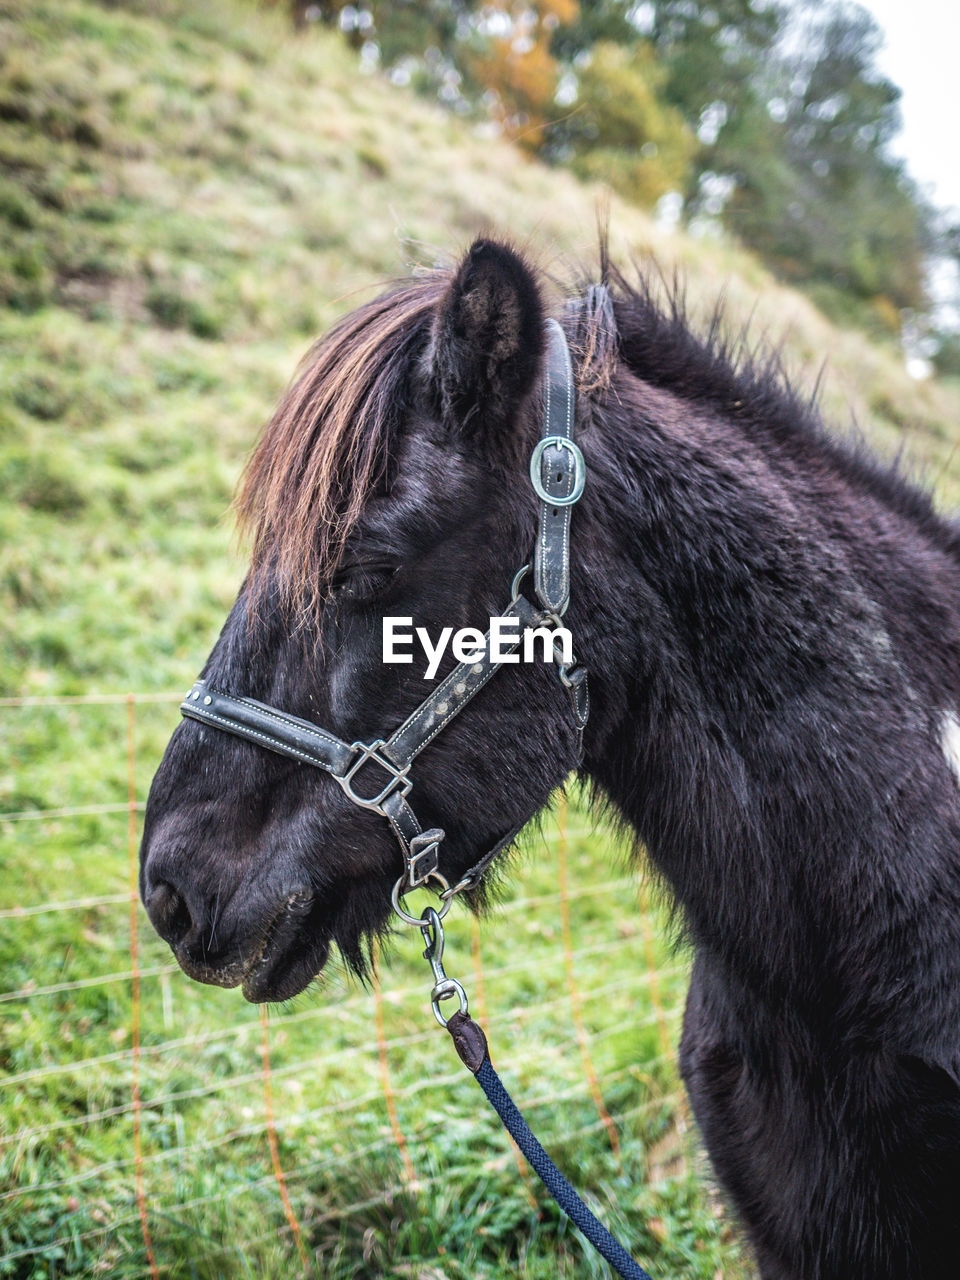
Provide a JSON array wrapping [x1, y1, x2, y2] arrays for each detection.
[[236, 269, 451, 615], [235, 251, 616, 617]]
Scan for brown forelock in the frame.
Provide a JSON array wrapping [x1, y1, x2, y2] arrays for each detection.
[[236, 271, 451, 616]]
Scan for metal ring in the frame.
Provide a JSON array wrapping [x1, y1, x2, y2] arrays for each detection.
[[557, 659, 579, 687], [510, 563, 531, 603], [390, 873, 453, 926], [529, 436, 586, 507]]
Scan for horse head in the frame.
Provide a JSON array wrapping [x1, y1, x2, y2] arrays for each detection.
[[139, 240, 619, 1001]]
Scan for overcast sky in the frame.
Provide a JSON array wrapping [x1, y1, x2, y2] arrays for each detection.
[[856, 0, 960, 216]]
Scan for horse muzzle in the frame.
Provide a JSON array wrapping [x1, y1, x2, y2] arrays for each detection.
[[145, 880, 324, 1001]]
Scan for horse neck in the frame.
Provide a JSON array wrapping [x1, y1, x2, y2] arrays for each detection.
[[578, 369, 960, 992]]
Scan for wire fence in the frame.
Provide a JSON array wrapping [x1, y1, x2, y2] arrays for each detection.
[[0, 691, 693, 1277]]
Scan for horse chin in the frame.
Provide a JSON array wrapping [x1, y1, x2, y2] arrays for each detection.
[[239, 896, 331, 1003], [241, 935, 330, 1003]]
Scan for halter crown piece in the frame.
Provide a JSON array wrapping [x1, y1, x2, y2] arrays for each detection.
[[180, 317, 589, 918]]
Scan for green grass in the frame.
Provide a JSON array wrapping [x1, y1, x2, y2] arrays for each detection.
[[3, 0, 960, 1274]]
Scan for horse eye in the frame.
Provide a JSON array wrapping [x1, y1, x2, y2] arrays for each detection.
[[330, 561, 399, 600]]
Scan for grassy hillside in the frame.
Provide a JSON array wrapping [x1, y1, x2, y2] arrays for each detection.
[[2, 1, 960, 1277]]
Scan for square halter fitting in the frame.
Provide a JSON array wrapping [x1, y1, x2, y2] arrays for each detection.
[[335, 739, 412, 813]]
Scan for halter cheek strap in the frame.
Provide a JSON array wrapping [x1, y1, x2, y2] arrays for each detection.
[[180, 316, 590, 910]]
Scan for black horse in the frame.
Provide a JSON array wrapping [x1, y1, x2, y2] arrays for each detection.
[[141, 239, 960, 1278]]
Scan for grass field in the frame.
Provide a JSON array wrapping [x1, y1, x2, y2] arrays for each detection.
[[3, 0, 960, 1275]]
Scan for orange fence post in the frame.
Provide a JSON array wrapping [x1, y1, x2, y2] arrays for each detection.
[[371, 943, 418, 1189], [637, 870, 690, 1170], [127, 694, 159, 1280], [258, 1005, 312, 1270]]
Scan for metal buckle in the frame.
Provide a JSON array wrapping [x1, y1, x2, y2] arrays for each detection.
[[529, 436, 586, 507], [336, 739, 412, 813], [406, 828, 443, 887]]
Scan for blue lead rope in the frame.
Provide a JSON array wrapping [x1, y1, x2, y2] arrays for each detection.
[[442, 1001, 653, 1280], [417, 909, 653, 1280], [473, 1052, 654, 1280]]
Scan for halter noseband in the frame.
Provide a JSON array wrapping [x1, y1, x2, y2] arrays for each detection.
[[180, 317, 589, 919]]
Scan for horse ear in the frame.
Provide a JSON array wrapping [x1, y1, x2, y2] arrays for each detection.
[[429, 239, 545, 436]]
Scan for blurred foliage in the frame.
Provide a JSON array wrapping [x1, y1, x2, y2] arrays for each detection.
[[632, 0, 784, 160], [719, 3, 932, 316], [473, 0, 578, 150], [2, 0, 960, 704], [300, 0, 955, 345], [933, 333, 960, 381], [556, 40, 696, 208]]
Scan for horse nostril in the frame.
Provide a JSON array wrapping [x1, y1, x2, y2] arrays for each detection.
[[145, 881, 193, 946]]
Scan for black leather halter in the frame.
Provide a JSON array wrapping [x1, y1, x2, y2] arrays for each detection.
[[181, 318, 589, 918]]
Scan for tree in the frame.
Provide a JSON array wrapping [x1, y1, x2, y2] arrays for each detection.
[[723, 3, 932, 316], [305, 0, 940, 332], [550, 0, 651, 61], [550, 40, 696, 207], [649, 0, 785, 127], [301, 2, 483, 110], [471, 1, 579, 150]]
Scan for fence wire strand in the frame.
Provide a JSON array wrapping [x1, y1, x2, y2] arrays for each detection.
[[0, 995, 682, 1204], [0, 922, 673, 1008], [372, 943, 418, 1188], [0, 875, 661, 1089], [1, 1066, 680, 1268], [2, 977, 682, 1156], [0, 891, 132, 920], [2, 955, 683, 1148], [0, 692, 182, 707], [0, 868, 634, 931]]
